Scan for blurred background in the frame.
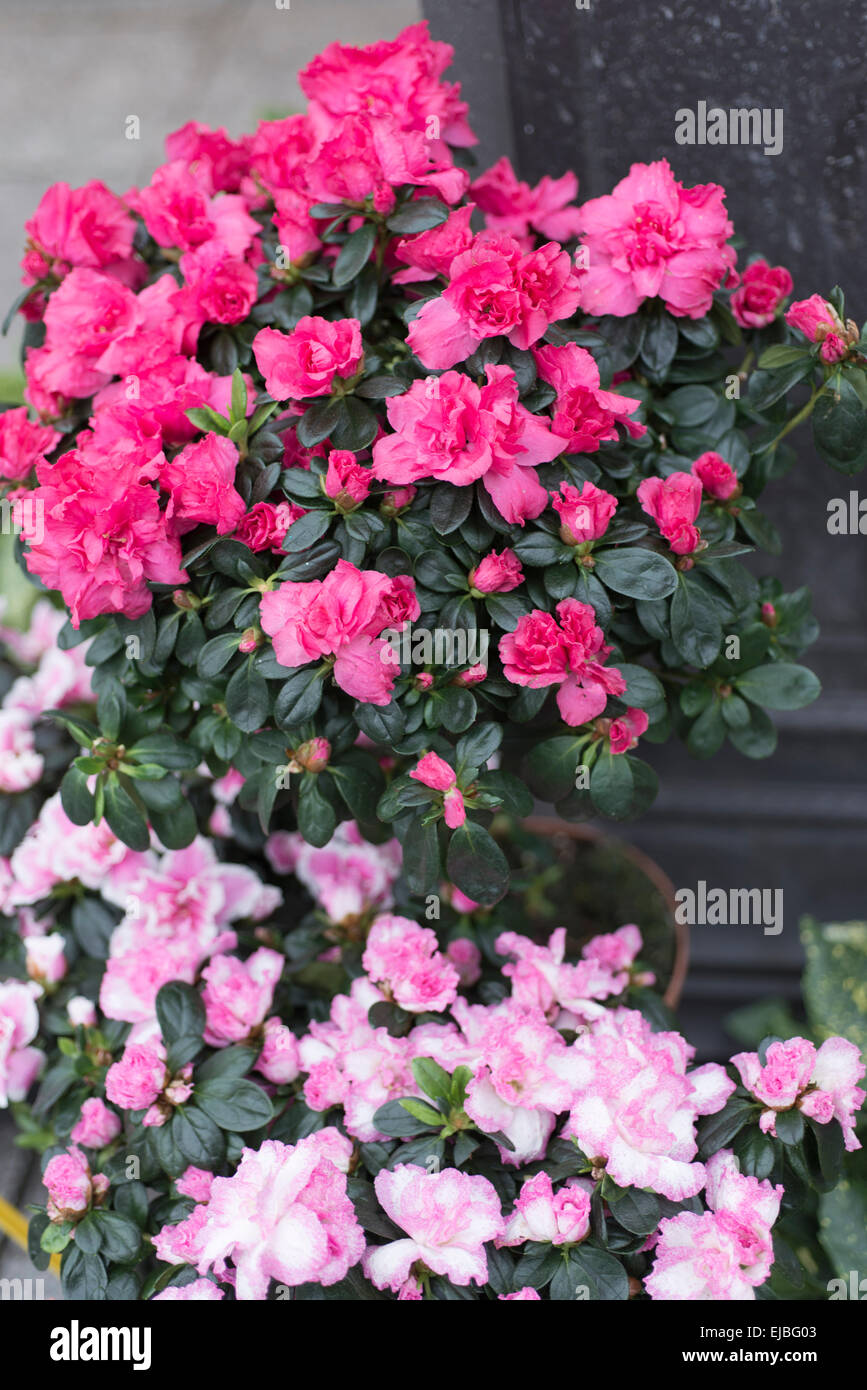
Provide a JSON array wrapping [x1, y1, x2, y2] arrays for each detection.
[[0, 0, 865, 1061]]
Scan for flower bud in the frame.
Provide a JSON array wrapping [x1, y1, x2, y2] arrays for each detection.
[[293, 736, 331, 773]]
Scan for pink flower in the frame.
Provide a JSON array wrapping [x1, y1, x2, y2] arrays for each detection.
[[298, 22, 476, 148], [201, 947, 283, 1046], [372, 366, 566, 525], [324, 449, 371, 509], [179, 241, 259, 324], [256, 1017, 301, 1084], [159, 434, 246, 536], [195, 1132, 365, 1298], [470, 157, 583, 244], [23, 931, 66, 985], [731, 260, 793, 328], [552, 479, 618, 544], [67, 996, 97, 1029], [646, 1149, 783, 1300], [496, 926, 633, 1023], [575, 159, 736, 318], [819, 332, 850, 364], [127, 160, 258, 256], [25, 447, 187, 626], [272, 188, 323, 265], [260, 560, 408, 705], [534, 342, 646, 453], [99, 939, 200, 1025], [563, 1008, 735, 1200], [363, 1165, 503, 1291], [407, 234, 581, 369], [303, 110, 468, 215], [165, 121, 251, 193], [176, 1166, 215, 1203], [784, 294, 840, 343], [446, 938, 482, 988], [105, 1044, 168, 1112], [71, 1098, 122, 1149], [393, 204, 475, 285], [362, 913, 459, 1013], [0, 978, 44, 1107], [153, 1203, 211, 1268], [499, 599, 626, 727], [43, 1147, 103, 1222], [499, 1287, 541, 1300], [469, 548, 524, 593], [0, 408, 60, 482], [456, 999, 575, 1165], [265, 821, 401, 924], [608, 707, 649, 754], [153, 1278, 224, 1301], [22, 180, 137, 288], [0, 711, 43, 792], [292, 737, 332, 774], [410, 752, 465, 829], [732, 1035, 865, 1150], [498, 1171, 591, 1247], [253, 317, 363, 400], [691, 451, 739, 501], [39, 268, 140, 398], [234, 500, 303, 552], [637, 472, 703, 555]]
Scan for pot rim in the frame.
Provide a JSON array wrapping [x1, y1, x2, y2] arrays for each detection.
[[522, 815, 689, 1011]]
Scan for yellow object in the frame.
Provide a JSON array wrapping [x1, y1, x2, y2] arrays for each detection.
[[0, 1194, 61, 1276]]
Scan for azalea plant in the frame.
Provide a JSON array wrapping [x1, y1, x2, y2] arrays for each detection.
[[0, 21, 864, 1302]]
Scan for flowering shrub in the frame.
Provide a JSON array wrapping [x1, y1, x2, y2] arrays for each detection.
[[0, 21, 865, 1301]]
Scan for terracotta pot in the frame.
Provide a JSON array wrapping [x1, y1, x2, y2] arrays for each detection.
[[521, 816, 688, 1010]]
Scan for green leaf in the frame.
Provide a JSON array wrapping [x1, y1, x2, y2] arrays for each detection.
[[102, 777, 150, 851], [296, 776, 337, 847], [616, 663, 666, 711], [819, 1177, 867, 1279], [590, 754, 634, 819], [156, 981, 205, 1057], [147, 795, 198, 851], [640, 308, 679, 378], [173, 1104, 226, 1168], [757, 345, 813, 370], [280, 508, 332, 553], [185, 405, 230, 436], [61, 1245, 108, 1301], [446, 820, 509, 907], [512, 532, 572, 567], [296, 398, 345, 448], [197, 632, 242, 679], [456, 722, 502, 770], [606, 1186, 660, 1235], [801, 917, 867, 1052], [273, 665, 324, 728], [523, 735, 581, 802], [60, 765, 96, 826], [595, 547, 678, 600], [230, 368, 247, 423], [372, 1098, 439, 1138], [195, 1077, 274, 1131], [196, 1045, 256, 1082], [697, 1096, 758, 1157], [127, 731, 201, 771], [226, 662, 270, 732], [411, 1057, 452, 1104], [403, 816, 441, 895], [332, 222, 377, 286], [429, 483, 473, 534], [812, 377, 867, 475], [514, 1241, 563, 1290], [329, 396, 378, 452], [568, 1247, 629, 1301], [735, 662, 821, 710], [670, 574, 723, 666], [386, 198, 449, 234], [90, 1209, 142, 1263], [774, 1108, 804, 1146], [686, 699, 726, 757], [71, 897, 117, 959], [399, 1097, 444, 1127]]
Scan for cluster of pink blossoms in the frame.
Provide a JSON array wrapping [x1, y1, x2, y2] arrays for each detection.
[[265, 819, 402, 925], [732, 1036, 865, 1151], [499, 597, 629, 726]]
